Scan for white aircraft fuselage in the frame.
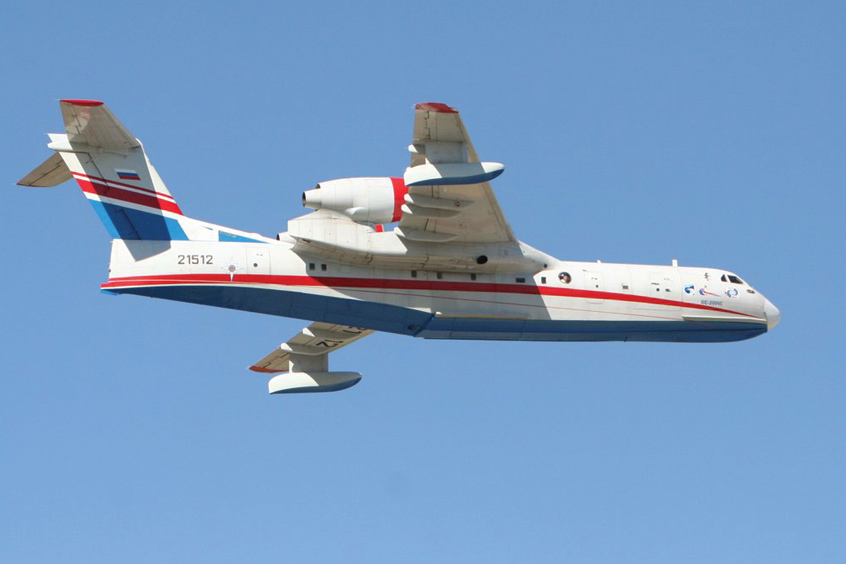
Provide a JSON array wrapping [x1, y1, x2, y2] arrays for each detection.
[[104, 238, 778, 343], [19, 100, 780, 394]]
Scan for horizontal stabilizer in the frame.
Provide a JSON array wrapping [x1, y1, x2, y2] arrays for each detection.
[[18, 153, 71, 187], [60, 99, 140, 151]]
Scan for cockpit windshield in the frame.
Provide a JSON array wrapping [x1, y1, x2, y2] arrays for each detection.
[[721, 274, 744, 284]]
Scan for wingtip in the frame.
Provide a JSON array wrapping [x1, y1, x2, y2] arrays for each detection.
[[249, 365, 278, 373], [60, 99, 104, 107], [415, 102, 458, 114]]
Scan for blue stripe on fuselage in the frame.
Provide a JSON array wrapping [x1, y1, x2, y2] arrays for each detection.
[[112, 284, 430, 336], [418, 316, 766, 342]]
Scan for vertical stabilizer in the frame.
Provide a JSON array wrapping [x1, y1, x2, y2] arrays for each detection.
[[18, 100, 188, 241]]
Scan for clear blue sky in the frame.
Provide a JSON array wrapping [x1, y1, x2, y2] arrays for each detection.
[[2, 1, 844, 562]]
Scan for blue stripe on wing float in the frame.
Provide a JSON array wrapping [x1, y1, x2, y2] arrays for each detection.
[[406, 168, 504, 186]]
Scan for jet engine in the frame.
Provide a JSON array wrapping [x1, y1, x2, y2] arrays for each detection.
[[302, 177, 408, 224]]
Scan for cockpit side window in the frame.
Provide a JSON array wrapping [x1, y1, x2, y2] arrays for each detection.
[[721, 274, 727, 282]]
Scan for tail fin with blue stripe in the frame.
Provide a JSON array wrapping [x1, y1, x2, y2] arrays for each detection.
[[18, 100, 188, 241]]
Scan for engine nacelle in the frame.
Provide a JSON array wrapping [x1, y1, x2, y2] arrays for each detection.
[[302, 177, 408, 224]]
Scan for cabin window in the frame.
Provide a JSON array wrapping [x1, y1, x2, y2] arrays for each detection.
[[541, 276, 547, 284], [321, 264, 327, 271], [308, 263, 315, 270], [411, 270, 417, 278], [516, 277, 526, 283], [436, 272, 443, 280], [559, 271, 572, 284], [471, 273, 477, 281]]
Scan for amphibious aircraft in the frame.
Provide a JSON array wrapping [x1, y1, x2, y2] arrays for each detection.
[[19, 100, 780, 394]]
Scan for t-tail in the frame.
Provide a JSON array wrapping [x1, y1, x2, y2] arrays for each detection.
[[18, 100, 269, 244]]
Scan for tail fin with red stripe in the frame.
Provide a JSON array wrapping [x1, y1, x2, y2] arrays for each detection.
[[18, 100, 188, 241]]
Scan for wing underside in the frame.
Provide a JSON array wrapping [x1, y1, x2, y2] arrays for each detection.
[[397, 103, 516, 244], [250, 322, 374, 394]]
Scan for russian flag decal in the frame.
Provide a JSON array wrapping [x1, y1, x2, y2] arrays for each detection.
[[116, 169, 141, 181]]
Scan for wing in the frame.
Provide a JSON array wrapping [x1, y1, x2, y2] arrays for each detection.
[[249, 322, 374, 394], [397, 102, 516, 244]]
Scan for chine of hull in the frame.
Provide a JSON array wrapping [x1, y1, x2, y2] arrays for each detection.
[[109, 284, 767, 343], [420, 317, 766, 343]]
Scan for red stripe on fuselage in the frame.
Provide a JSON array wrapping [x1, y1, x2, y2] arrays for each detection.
[[100, 273, 757, 318], [75, 177, 183, 215]]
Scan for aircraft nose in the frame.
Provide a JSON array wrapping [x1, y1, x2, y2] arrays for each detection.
[[764, 298, 781, 330]]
